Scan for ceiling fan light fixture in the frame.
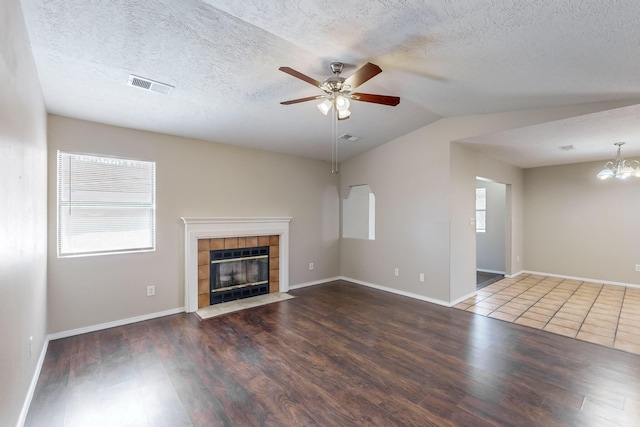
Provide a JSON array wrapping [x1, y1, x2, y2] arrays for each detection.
[[335, 94, 350, 112], [317, 99, 332, 115], [337, 109, 351, 120], [279, 62, 400, 172]]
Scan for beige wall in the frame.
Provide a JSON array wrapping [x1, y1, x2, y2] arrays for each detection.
[[342, 101, 637, 304], [0, 1, 48, 425], [340, 126, 453, 302], [44, 97, 639, 336], [341, 102, 636, 304], [339, 103, 595, 303], [47, 115, 340, 333], [449, 141, 524, 301], [449, 141, 479, 302], [524, 160, 640, 285]]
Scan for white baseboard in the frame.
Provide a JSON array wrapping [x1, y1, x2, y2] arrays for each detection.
[[17, 336, 50, 427], [506, 270, 525, 278], [294, 276, 467, 308], [477, 268, 505, 275], [449, 291, 478, 307], [318, 272, 640, 308], [48, 307, 185, 341], [339, 276, 452, 307], [522, 270, 640, 289], [289, 277, 341, 290]]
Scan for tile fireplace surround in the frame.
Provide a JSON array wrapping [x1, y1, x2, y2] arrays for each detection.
[[181, 217, 292, 313]]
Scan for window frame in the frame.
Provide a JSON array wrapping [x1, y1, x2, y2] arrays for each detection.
[[475, 187, 486, 234], [57, 150, 156, 258]]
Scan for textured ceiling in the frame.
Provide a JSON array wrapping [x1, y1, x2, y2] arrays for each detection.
[[20, 0, 640, 166]]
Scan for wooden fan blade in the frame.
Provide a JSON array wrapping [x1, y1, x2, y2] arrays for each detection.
[[279, 67, 323, 88], [351, 92, 400, 106], [280, 95, 325, 105], [344, 62, 382, 89]]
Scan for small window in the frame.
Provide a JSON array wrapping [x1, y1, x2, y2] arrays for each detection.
[[476, 188, 486, 233], [57, 151, 156, 257]]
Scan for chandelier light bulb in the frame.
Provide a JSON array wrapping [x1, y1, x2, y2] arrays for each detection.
[[317, 99, 332, 115], [597, 167, 614, 180], [335, 94, 350, 112], [337, 109, 351, 120]]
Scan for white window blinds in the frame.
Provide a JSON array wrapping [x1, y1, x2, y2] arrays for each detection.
[[57, 151, 156, 257]]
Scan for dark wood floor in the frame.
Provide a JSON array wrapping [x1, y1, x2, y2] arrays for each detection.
[[26, 280, 640, 426]]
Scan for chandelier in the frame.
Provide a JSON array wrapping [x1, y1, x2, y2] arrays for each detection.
[[597, 142, 640, 180]]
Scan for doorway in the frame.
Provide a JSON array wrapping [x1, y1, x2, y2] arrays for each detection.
[[475, 178, 506, 289]]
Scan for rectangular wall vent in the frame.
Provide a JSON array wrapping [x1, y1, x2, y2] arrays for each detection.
[[128, 74, 174, 95], [339, 134, 361, 142]]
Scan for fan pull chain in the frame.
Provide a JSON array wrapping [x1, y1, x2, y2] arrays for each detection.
[[331, 103, 339, 174]]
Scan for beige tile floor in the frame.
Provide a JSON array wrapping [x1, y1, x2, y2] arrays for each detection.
[[454, 274, 640, 356]]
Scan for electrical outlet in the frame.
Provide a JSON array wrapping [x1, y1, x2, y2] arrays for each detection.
[[29, 336, 33, 357], [394, 268, 399, 277], [636, 264, 640, 272], [147, 285, 156, 296], [309, 262, 314, 270], [419, 273, 425, 282]]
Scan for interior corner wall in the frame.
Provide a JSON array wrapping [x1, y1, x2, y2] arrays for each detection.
[[0, 1, 48, 426], [449, 143, 524, 302], [524, 160, 640, 285], [446, 98, 637, 299], [47, 115, 340, 334], [339, 126, 453, 303], [340, 108, 538, 305], [449, 143, 478, 302]]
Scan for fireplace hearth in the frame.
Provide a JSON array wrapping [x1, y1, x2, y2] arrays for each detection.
[[209, 246, 270, 304]]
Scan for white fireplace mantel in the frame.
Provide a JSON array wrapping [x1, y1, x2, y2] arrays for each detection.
[[181, 217, 292, 313]]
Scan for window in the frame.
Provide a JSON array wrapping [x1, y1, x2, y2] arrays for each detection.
[[476, 187, 486, 233], [57, 151, 156, 257]]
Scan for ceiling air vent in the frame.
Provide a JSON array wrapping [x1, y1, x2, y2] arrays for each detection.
[[339, 133, 361, 142], [128, 74, 174, 95], [558, 145, 575, 151]]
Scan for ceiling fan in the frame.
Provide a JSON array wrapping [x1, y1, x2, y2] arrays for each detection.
[[279, 62, 400, 120]]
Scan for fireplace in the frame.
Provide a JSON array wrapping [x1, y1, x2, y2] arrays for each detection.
[[209, 246, 270, 304], [181, 217, 291, 313], [196, 235, 279, 308]]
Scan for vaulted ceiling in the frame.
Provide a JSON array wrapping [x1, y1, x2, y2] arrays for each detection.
[[20, 0, 640, 167]]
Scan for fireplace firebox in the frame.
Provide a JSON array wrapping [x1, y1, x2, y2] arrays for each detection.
[[209, 246, 269, 305]]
